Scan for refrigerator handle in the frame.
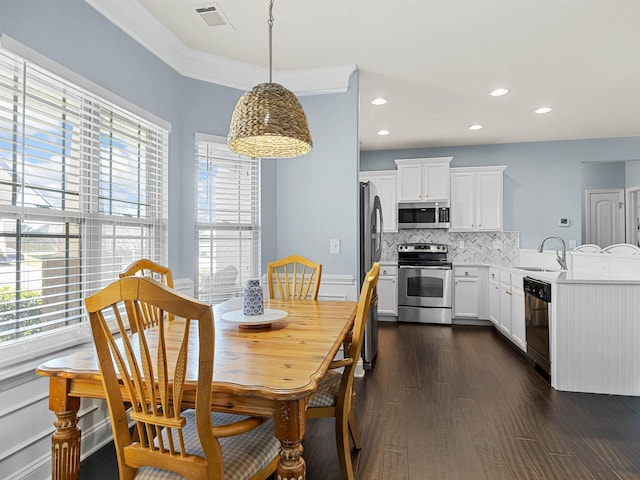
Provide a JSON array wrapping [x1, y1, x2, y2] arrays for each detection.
[[372, 195, 384, 262]]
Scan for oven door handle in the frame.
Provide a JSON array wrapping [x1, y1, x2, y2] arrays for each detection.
[[399, 265, 452, 270]]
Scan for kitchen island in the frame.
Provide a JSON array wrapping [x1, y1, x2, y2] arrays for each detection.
[[495, 262, 640, 397]]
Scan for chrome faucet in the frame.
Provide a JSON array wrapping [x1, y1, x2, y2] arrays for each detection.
[[537, 236, 567, 270]]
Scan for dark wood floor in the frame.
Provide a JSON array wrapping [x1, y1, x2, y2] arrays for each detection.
[[82, 322, 640, 479]]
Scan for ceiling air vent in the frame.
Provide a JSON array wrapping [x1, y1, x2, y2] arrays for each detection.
[[195, 4, 228, 27]]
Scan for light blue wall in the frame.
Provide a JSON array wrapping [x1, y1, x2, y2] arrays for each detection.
[[581, 162, 625, 190], [1, 0, 360, 281], [626, 160, 640, 188], [362, 138, 640, 248], [262, 72, 359, 274]]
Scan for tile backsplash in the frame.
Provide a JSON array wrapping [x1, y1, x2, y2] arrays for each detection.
[[381, 230, 519, 265]]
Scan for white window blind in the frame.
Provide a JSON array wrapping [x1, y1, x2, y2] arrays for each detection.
[[195, 134, 260, 305], [0, 45, 169, 351]]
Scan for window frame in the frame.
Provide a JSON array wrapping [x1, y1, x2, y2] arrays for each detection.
[[0, 36, 170, 370], [194, 133, 261, 305]]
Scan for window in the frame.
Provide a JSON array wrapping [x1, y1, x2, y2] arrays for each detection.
[[195, 134, 260, 305], [0, 39, 169, 362]]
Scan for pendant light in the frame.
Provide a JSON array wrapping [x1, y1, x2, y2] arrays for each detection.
[[227, 0, 312, 158]]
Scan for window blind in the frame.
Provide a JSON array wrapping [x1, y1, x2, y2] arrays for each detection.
[[0, 45, 169, 348], [195, 134, 260, 305]]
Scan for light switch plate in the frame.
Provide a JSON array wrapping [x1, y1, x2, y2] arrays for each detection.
[[330, 238, 340, 254]]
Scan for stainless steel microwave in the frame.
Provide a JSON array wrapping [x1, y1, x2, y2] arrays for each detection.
[[398, 202, 450, 229]]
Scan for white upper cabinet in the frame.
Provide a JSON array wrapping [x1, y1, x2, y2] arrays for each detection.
[[360, 170, 398, 232], [394, 157, 452, 202], [450, 166, 506, 231]]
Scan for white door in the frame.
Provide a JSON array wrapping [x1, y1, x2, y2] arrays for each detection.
[[586, 190, 625, 247]]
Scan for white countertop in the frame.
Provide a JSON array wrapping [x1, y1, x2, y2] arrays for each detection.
[[454, 262, 640, 285]]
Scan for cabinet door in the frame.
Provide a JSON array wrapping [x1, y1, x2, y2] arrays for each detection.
[[510, 288, 526, 351], [498, 284, 511, 335], [477, 169, 503, 231], [450, 171, 475, 230], [397, 164, 423, 202], [360, 172, 398, 232], [489, 281, 499, 325], [373, 174, 397, 232], [377, 274, 398, 316], [424, 162, 450, 200], [453, 277, 480, 318]]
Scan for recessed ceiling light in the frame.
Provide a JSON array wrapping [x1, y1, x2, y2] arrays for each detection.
[[377, 129, 390, 136], [468, 124, 483, 131], [490, 88, 510, 97], [535, 106, 552, 114], [371, 97, 388, 106]]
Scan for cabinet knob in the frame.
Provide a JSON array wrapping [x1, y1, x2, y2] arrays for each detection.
[[464, 272, 469, 277]]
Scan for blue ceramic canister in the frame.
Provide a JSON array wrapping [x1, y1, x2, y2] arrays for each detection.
[[243, 279, 264, 316]]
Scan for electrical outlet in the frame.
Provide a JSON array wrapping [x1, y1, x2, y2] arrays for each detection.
[[458, 240, 465, 249], [330, 238, 340, 254]]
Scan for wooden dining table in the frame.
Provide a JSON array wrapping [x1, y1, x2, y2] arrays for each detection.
[[35, 296, 358, 480]]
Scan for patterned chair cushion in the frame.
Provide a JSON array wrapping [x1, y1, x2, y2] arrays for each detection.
[[135, 411, 280, 480], [308, 370, 342, 408]]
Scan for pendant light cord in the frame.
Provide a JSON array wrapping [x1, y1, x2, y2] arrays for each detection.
[[268, 0, 274, 83]]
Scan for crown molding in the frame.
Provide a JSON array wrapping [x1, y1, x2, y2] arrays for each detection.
[[84, 0, 355, 95]]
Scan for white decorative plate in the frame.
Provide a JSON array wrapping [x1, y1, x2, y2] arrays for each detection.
[[221, 309, 288, 328]]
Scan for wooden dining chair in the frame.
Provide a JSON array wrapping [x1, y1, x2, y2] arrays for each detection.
[[120, 258, 175, 329], [267, 254, 322, 300], [306, 262, 380, 480], [85, 276, 280, 480]]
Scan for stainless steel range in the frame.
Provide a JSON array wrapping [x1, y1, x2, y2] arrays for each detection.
[[397, 243, 453, 324]]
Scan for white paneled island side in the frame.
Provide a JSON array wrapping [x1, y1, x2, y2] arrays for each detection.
[[490, 250, 640, 397]]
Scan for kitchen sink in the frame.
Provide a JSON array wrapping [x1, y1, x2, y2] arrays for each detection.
[[517, 266, 560, 272]]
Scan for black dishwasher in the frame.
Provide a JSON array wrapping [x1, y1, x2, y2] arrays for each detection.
[[524, 277, 551, 376]]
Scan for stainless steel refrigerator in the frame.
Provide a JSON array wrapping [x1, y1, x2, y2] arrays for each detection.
[[360, 181, 383, 370]]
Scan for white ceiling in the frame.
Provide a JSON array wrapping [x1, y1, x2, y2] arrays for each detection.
[[91, 0, 640, 152]]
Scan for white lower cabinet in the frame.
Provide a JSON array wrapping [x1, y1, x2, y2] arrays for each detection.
[[510, 274, 526, 351], [377, 263, 398, 319], [498, 271, 512, 336], [453, 266, 488, 319], [489, 284, 500, 326], [489, 268, 526, 352]]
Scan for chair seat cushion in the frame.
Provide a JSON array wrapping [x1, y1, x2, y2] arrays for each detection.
[[135, 411, 280, 480], [308, 370, 342, 408]]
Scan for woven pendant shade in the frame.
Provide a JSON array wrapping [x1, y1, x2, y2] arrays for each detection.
[[228, 82, 312, 158]]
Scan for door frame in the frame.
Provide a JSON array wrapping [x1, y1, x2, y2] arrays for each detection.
[[625, 185, 640, 246]]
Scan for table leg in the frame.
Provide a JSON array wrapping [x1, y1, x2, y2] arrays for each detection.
[[49, 377, 81, 480], [275, 399, 306, 480]]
